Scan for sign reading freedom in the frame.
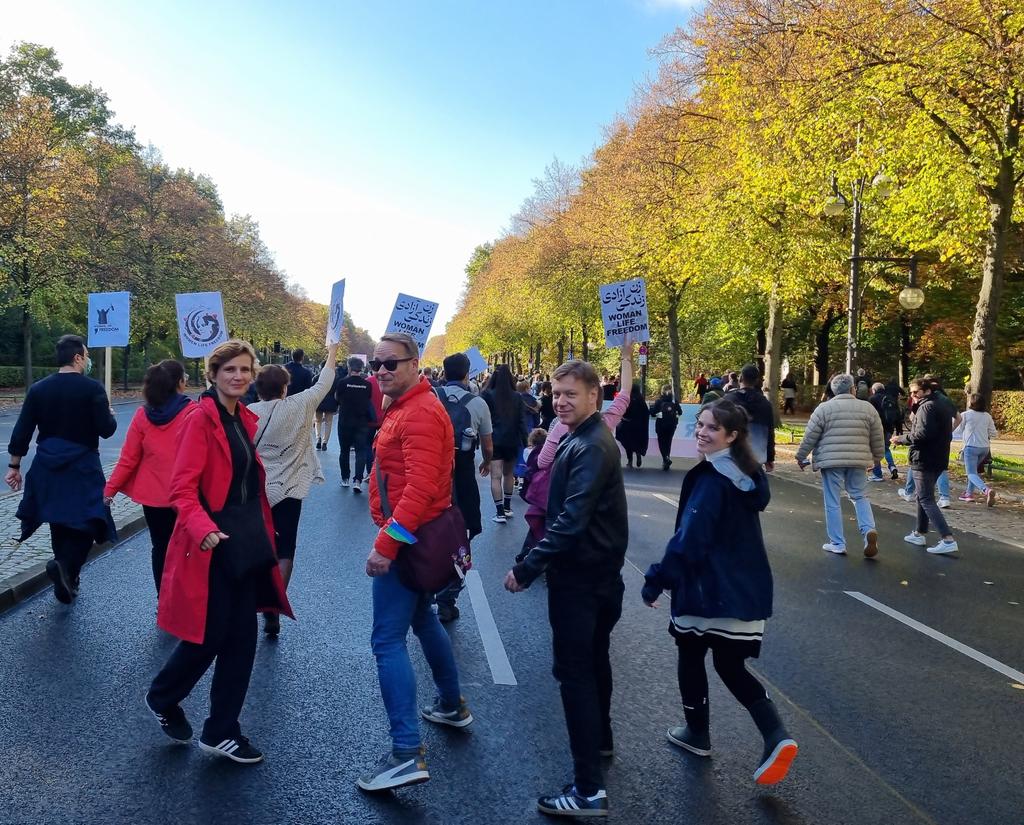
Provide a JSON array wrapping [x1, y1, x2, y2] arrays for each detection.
[[87, 291, 130, 348], [599, 277, 649, 348], [385, 293, 438, 355]]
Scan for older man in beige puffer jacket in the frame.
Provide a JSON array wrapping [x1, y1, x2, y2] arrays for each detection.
[[796, 373, 885, 558]]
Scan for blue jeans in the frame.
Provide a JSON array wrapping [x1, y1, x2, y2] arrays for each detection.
[[962, 446, 990, 495], [872, 439, 897, 478], [904, 469, 949, 498], [371, 566, 463, 753], [821, 467, 876, 548]]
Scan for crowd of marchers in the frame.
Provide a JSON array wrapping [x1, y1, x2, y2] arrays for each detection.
[[6, 331, 996, 818]]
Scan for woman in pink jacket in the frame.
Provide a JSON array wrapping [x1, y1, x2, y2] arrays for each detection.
[[104, 361, 196, 594]]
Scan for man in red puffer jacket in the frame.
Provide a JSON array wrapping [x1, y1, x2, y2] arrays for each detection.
[[357, 332, 473, 794]]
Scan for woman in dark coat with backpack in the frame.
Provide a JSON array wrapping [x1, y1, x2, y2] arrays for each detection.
[[616, 383, 650, 468], [641, 398, 798, 786]]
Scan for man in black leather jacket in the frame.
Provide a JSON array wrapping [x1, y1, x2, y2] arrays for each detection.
[[505, 359, 628, 819]]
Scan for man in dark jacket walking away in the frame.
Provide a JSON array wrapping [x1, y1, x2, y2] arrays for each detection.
[[336, 356, 373, 492], [726, 365, 776, 471], [894, 376, 958, 555], [433, 352, 494, 623], [6, 334, 117, 603], [285, 349, 312, 396], [505, 359, 628, 819], [868, 382, 901, 480]]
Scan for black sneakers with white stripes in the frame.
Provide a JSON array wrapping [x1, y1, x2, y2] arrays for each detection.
[[144, 693, 192, 743], [537, 784, 608, 817], [198, 734, 264, 764]]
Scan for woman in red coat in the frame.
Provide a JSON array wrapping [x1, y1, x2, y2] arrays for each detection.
[[145, 340, 292, 766], [104, 360, 195, 594]]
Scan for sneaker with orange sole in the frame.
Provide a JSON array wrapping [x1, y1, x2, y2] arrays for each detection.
[[754, 738, 799, 785]]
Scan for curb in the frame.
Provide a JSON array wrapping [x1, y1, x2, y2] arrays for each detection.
[[0, 513, 149, 614]]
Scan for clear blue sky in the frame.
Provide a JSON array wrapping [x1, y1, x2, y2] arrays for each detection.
[[8, 0, 697, 338]]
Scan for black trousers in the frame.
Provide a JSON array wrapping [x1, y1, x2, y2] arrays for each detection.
[[142, 505, 177, 594], [676, 633, 766, 719], [270, 497, 303, 561], [148, 559, 259, 742], [655, 425, 676, 461], [338, 422, 370, 481], [547, 574, 624, 796], [50, 523, 94, 582]]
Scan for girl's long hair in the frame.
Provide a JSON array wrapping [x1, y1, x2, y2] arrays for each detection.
[[485, 364, 519, 422], [703, 398, 761, 477]]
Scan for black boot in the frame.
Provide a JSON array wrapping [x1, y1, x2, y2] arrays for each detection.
[[666, 698, 711, 756], [748, 698, 798, 785]]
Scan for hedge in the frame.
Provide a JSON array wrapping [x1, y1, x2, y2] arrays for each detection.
[[991, 391, 1024, 435], [0, 366, 152, 388]]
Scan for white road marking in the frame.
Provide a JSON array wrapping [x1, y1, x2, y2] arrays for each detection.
[[465, 569, 517, 686], [652, 493, 676, 508], [845, 591, 1024, 684]]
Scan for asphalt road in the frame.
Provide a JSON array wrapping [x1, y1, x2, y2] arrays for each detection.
[[1, 448, 1022, 825]]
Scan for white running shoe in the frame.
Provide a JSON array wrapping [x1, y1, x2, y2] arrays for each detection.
[[492, 514, 507, 524], [927, 539, 959, 555], [341, 478, 350, 488], [937, 497, 951, 509], [352, 479, 362, 494], [904, 532, 927, 546], [897, 489, 911, 502], [822, 543, 847, 555]]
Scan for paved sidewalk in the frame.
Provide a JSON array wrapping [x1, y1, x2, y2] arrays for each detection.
[[0, 461, 146, 610], [773, 443, 1024, 550]]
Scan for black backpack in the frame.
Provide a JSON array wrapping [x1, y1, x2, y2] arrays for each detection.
[[435, 387, 477, 452], [881, 394, 902, 428], [855, 379, 871, 400]]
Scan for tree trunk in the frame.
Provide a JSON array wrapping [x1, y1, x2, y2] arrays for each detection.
[[814, 311, 839, 386], [581, 325, 589, 362], [970, 155, 1016, 403], [755, 325, 766, 377], [763, 285, 783, 425], [557, 336, 564, 366], [20, 303, 33, 389], [667, 291, 682, 401]]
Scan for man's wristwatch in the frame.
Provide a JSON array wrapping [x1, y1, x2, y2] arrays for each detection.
[[8, 464, 20, 469]]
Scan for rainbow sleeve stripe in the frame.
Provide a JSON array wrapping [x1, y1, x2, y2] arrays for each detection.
[[384, 520, 418, 545]]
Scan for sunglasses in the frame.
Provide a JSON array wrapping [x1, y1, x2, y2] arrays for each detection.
[[369, 356, 415, 372]]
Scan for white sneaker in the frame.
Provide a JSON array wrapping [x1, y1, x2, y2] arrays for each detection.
[[341, 478, 350, 488], [822, 543, 847, 555], [904, 532, 927, 546], [869, 475, 886, 483], [927, 539, 959, 555], [937, 497, 951, 509], [352, 479, 362, 494], [897, 489, 911, 501], [492, 514, 507, 524]]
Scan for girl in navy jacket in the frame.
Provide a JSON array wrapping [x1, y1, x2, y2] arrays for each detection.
[[642, 398, 798, 785]]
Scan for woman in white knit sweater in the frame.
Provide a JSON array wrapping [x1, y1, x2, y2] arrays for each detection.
[[249, 342, 338, 636], [953, 393, 998, 506]]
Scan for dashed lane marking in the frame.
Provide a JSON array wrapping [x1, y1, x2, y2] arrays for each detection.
[[845, 591, 1024, 684], [652, 493, 676, 508], [465, 569, 517, 686]]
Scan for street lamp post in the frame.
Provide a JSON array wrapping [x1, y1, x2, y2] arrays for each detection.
[[823, 171, 916, 374]]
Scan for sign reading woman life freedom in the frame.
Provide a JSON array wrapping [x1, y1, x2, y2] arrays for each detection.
[[175, 292, 229, 358], [87, 291, 131, 348], [326, 278, 346, 345], [599, 277, 649, 348], [385, 293, 438, 355]]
